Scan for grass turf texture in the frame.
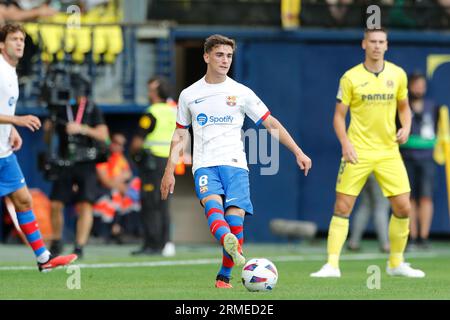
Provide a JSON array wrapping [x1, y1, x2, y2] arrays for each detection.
[[0, 240, 449, 300]]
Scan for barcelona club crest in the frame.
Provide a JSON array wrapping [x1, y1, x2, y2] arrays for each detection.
[[226, 96, 237, 107]]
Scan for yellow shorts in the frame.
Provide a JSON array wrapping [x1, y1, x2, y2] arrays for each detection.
[[335, 151, 410, 197]]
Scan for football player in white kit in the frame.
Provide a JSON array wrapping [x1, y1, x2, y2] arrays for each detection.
[[0, 23, 77, 272], [161, 34, 311, 288]]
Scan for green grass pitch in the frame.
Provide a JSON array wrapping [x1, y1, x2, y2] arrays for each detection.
[[1, 240, 449, 300]]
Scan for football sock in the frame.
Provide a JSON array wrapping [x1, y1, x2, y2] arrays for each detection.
[[16, 209, 51, 263], [204, 200, 231, 245], [388, 214, 409, 268], [218, 215, 244, 278], [327, 215, 349, 268]]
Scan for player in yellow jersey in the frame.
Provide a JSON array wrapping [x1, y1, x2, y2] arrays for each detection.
[[311, 28, 425, 278]]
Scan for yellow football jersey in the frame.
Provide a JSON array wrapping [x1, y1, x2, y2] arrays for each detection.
[[336, 61, 408, 152]]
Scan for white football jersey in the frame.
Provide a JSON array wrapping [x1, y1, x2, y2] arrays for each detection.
[[177, 76, 270, 174], [0, 54, 19, 158]]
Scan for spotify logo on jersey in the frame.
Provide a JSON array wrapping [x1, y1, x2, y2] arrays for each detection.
[[197, 113, 208, 126]]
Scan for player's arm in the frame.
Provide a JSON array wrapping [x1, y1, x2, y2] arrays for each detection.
[[0, 114, 41, 131], [161, 127, 190, 199], [334, 101, 358, 164], [262, 115, 312, 176], [396, 98, 411, 144]]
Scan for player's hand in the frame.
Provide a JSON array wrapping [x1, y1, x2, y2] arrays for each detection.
[[161, 172, 175, 200], [296, 152, 312, 176], [13, 115, 41, 132], [396, 128, 410, 144], [342, 141, 358, 164], [9, 128, 22, 151]]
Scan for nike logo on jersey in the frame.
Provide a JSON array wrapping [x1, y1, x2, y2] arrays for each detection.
[[20, 178, 25, 184], [195, 98, 207, 104], [356, 81, 369, 88], [225, 198, 238, 203]]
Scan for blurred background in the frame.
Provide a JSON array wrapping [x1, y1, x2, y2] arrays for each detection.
[[1, 0, 450, 248]]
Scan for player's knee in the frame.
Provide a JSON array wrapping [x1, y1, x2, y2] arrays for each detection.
[[392, 201, 411, 218], [334, 200, 353, 216], [15, 193, 33, 211], [201, 195, 223, 207], [225, 206, 245, 218]]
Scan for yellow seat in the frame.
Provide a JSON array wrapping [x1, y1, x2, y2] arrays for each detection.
[[92, 25, 108, 64], [23, 23, 40, 45], [104, 24, 123, 64], [68, 24, 92, 63], [102, 2, 124, 64], [39, 14, 67, 62]]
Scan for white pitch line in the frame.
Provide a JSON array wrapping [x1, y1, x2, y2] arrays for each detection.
[[0, 251, 439, 272]]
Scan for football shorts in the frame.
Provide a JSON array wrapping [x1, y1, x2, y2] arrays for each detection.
[[194, 165, 253, 215], [336, 151, 410, 197]]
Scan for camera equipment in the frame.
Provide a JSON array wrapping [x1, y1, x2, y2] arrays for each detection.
[[41, 64, 91, 107], [39, 65, 108, 181]]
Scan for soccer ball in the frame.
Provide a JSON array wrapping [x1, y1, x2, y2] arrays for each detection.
[[241, 258, 278, 292]]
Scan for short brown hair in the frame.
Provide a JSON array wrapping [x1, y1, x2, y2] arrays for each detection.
[[204, 34, 236, 53], [0, 23, 26, 43], [364, 27, 388, 37]]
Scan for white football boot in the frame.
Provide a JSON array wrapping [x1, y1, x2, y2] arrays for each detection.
[[386, 262, 425, 278], [310, 263, 341, 278]]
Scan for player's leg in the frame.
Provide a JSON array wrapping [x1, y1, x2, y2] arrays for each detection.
[[195, 167, 231, 245], [328, 193, 356, 267], [348, 181, 373, 250], [311, 157, 371, 277], [199, 193, 239, 289], [9, 186, 51, 263], [387, 193, 411, 265], [220, 166, 251, 268], [375, 153, 424, 277], [216, 207, 245, 283], [370, 176, 390, 253], [195, 167, 244, 288], [310, 192, 356, 277], [200, 194, 231, 244], [386, 193, 424, 277], [9, 186, 77, 272]]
